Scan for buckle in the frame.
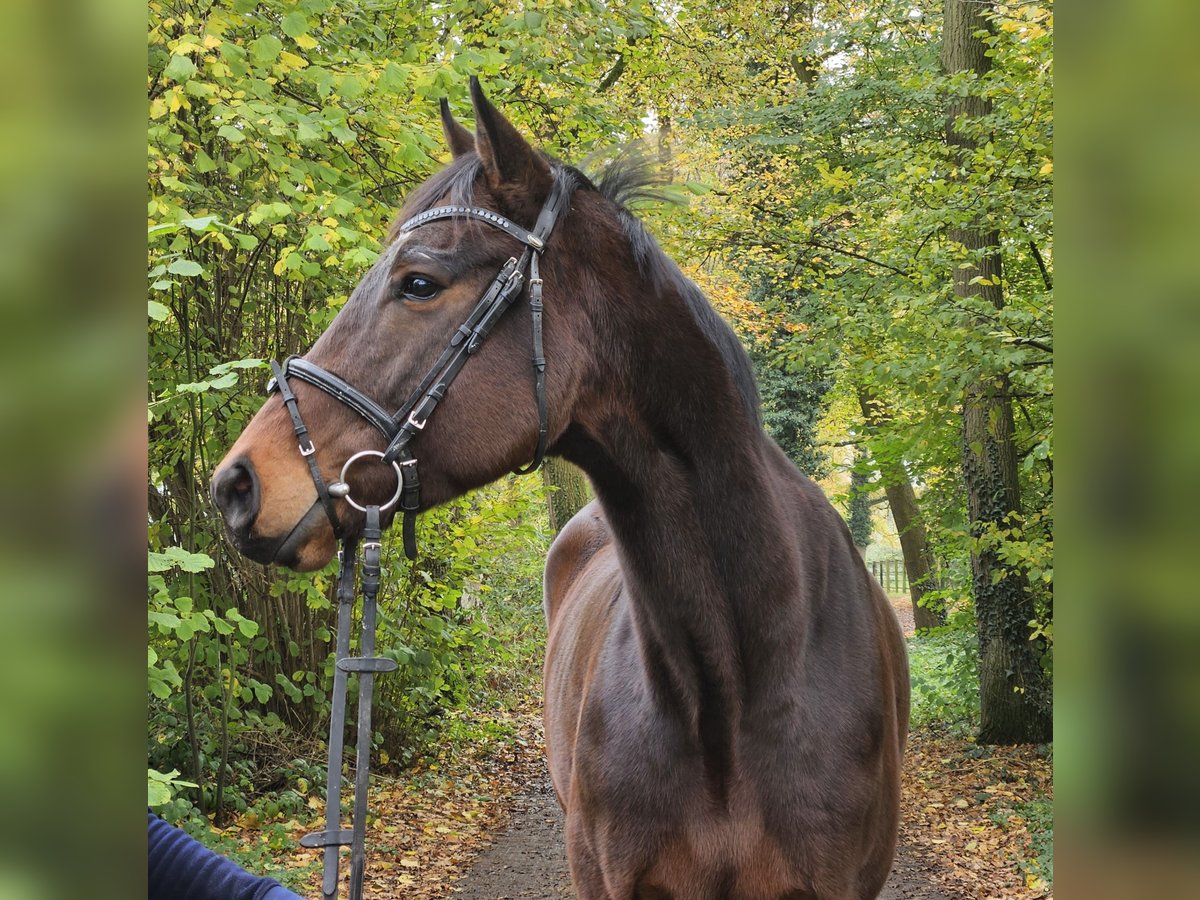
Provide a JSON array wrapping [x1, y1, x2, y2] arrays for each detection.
[[298, 438, 316, 456], [406, 409, 428, 431]]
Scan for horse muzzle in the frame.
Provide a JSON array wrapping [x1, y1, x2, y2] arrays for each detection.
[[211, 457, 334, 570]]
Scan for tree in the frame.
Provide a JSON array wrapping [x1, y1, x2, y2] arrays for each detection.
[[858, 390, 945, 631], [542, 458, 591, 533], [941, 0, 1051, 743], [847, 443, 873, 558]]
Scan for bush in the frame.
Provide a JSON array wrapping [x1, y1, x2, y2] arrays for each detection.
[[908, 626, 980, 732]]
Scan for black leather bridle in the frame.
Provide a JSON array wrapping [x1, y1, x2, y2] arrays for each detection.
[[266, 167, 573, 558], [265, 168, 575, 900]]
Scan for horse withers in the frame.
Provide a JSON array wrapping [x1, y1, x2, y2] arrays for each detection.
[[212, 78, 908, 900]]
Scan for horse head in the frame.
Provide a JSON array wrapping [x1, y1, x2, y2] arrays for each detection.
[[211, 79, 595, 570]]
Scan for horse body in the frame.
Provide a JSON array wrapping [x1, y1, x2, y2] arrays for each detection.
[[211, 79, 907, 900], [541, 277, 908, 898]]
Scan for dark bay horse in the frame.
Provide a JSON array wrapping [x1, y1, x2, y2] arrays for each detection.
[[212, 79, 908, 899]]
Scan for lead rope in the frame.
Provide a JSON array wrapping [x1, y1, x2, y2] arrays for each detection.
[[300, 506, 396, 900]]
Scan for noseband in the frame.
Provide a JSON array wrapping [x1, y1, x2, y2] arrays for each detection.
[[267, 168, 573, 559], [264, 169, 575, 900]]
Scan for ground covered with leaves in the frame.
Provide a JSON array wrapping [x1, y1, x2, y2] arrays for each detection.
[[189, 598, 1052, 898], [200, 704, 1051, 899], [900, 727, 1053, 898]]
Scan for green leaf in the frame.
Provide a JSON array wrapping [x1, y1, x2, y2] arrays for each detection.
[[148, 780, 171, 807], [148, 300, 171, 321], [148, 610, 181, 631], [297, 120, 322, 143], [249, 34, 284, 65], [181, 215, 218, 232], [210, 358, 263, 374], [163, 55, 197, 83], [193, 149, 217, 173], [166, 259, 203, 277], [281, 11, 309, 38], [148, 547, 214, 573], [149, 679, 172, 700], [237, 618, 260, 639], [217, 124, 245, 143]]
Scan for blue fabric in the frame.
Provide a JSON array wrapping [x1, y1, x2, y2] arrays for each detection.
[[148, 812, 306, 900]]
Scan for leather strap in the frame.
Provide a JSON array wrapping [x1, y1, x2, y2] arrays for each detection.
[[269, 359, 343, 538], [398, 205, 546, 250]]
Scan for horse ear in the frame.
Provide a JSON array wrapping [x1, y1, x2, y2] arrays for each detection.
[[469, 76, 551, 190], [440, 98, 474, 159]]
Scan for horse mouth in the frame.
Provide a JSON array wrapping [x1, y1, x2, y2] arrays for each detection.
[[230, 500, 334, 571]]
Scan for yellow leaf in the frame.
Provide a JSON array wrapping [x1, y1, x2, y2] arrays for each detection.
[[295, 33, 319, 50], [149, 98, 167, 120], [1039, 160, 1053, 176], [400, 857, 420, 868], [278, 51, 308, 70]]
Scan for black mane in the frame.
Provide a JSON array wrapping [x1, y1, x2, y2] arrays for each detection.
[[593, 146, 762, 425]]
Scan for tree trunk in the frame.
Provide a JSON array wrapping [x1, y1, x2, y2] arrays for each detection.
[[857, 391, 945, 631], [541, 457, 591, 533], [942, 0, 1051, 743], [883, 478, 943, 631]]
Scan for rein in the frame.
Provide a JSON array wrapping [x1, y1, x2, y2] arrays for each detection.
[[268, 170, 575, 900]]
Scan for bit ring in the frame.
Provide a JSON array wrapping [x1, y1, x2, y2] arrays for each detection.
[[330, 450, 404, 512]]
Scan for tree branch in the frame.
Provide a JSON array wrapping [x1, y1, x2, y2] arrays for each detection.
[[805, 240, 912, 277], [598, 53, 627, 93], [1028, 239, 1052, 291]]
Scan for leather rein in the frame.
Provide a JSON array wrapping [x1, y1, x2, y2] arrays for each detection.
[[265, 169, 574, 900]]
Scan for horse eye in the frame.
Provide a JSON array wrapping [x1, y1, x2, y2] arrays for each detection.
[[393, 274, 442, 302]]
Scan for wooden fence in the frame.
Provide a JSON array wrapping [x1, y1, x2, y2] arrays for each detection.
[[870, 558, 909, 595]]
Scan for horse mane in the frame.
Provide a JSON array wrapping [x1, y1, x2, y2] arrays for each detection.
[[389, 144, 762, 424], [593, 145, 762, 425]]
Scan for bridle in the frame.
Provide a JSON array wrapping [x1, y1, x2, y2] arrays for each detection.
[[268, 166, 573, 560], [268, 168, 576, 900]]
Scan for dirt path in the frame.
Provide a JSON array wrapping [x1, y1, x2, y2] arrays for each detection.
[[449, 773, 959, 899]]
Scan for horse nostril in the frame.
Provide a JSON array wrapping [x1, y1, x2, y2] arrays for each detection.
[[212, 458, 260, 532]]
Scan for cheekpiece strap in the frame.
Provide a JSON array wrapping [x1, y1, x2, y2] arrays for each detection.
[[269, 359, 343, 538]]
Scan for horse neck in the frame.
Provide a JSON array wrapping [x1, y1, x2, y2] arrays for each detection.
[[561, 274, 803, 725]]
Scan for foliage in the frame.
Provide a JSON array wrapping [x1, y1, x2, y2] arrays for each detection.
[[650, 0, 1053, 736], [908, 627, 981, 732], [371, 477, 551, 766]]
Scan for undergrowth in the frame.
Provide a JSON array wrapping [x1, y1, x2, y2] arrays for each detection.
[[907, 626, 981, 733]]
